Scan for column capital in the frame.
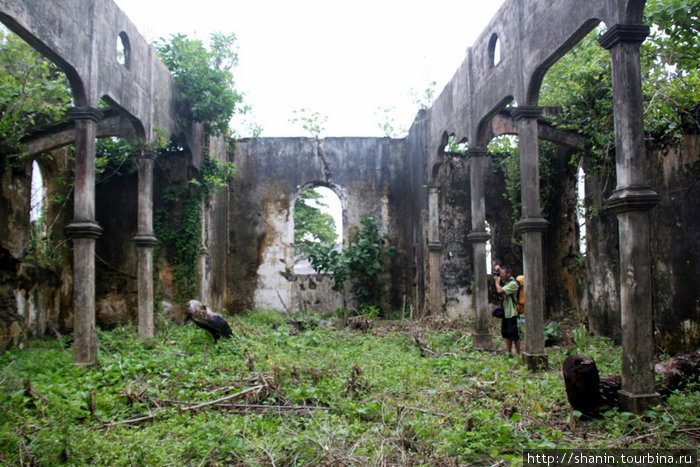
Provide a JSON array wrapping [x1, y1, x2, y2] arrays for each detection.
[[66, 221, 103, 239], [511, 106, 543, 121], [467, 231, 491, 243], [66, 107, 104, 122], [133, 234, 159, 247], [514, 216, 549, 233], [598, 24, 650, 50], [606, 185, 660, 213], [465, 147, 488, 158]]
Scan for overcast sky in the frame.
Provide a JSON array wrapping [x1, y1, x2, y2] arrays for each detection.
[[113, 0, 504, 137]]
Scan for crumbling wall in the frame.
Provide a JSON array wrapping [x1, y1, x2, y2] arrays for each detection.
[[228, 134, 426, 315], [650, 135, 700, 353], [0, 149, 73, 351], [434, 156, 473, 314]]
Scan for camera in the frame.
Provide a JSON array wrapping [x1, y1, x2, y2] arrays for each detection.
[[492, 270, 501, 277]]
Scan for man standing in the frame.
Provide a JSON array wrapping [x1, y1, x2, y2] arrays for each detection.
[[493, 265, 521, 355]]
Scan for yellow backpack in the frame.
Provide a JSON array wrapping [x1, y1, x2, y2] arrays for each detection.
[[516, 275, 525, 314]]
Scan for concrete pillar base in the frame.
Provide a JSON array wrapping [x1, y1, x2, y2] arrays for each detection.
[[618, 390, 660, 414], [472, 332, 493, 350], [522, 352, 548, 371]]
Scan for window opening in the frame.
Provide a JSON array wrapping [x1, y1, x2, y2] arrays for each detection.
[[576, 165, 587, 255], [489, 33, 502, 67], [117, 31, 131, 68], [293, 185, 342, 274], [30, 160, 44, 222], [485, 220, 493, 273]]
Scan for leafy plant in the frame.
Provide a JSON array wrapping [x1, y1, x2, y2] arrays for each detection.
[[375, 106, 406, 138], [0, 26, 71, 156], [544, 321, 563, 346], [154, 151, 236, 301], [156, 32, 246, 136], [1, 312, 694, 465], [294, 187, 338, 259], [289, 108, 327, 139], [307, 217, 394, 312]]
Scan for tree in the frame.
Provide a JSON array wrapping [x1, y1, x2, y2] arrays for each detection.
[[307, 217, 394, 312], [294, 187, 338, 258], [156, 32, 246, 136], [0, 27, 71, 156], [538, 0, 699, 161]]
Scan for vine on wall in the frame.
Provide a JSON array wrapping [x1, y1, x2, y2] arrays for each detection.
[[154, 151, 236, 302]]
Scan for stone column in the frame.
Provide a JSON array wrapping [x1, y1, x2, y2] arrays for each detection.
[[133, 153, 159, 339], [65, 107, 103, 365], [466, 148, 492, 350], [599, 24, 660, 413], [512, 106, 548, 370], [426, 184, 443, 315]]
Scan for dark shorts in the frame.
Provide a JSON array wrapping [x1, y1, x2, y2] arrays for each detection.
[[501, 316, 520, 341]]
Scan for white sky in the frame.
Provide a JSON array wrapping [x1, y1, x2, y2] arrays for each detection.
[[114, 0, 504, 137]]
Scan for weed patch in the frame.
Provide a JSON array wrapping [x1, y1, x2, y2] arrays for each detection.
[[0, 310, 697, 465]]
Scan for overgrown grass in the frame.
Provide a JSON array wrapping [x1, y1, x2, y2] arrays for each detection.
[[1, 311, 697, 465]]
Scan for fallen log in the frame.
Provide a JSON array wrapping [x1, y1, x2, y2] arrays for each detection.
[[654, 349, 700, 395]]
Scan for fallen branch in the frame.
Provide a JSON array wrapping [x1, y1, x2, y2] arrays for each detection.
[[412, 333, 458, 358], [216, 403, 331, 412], [178, 384, 264, 412], [99, 410, 166, 429], [397, 404, 450, 419], [475, 372, 499, 388], [99, 385, 265, 429]]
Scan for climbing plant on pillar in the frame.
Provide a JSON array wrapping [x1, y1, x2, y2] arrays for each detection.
[[152, 32, 243, 302], [154, 149, 236, 303]]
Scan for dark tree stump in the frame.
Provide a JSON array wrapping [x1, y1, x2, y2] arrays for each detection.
[[563, 354, 601, 417], [564, 350, 700, 418]]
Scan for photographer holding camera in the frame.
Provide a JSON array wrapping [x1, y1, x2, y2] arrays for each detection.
[[493, 265, 521, 355]]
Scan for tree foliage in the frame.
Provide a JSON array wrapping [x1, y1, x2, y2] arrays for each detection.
[[642, 0, 700, 140], [0, 27, 71, 155], [308, 217, 394, 311], [495, 0, 699, 225], [294, 188, 338, 258], [538, 0, 699, 162], [156, 32, 246, 136]]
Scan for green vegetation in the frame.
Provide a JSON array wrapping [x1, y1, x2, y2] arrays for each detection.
[[495, 1, 699, 220], [0, 27, 71, 157], [289, 108, 327, 139], [156, 32, 247, 136], [307, 217, 395, 312], [293, 187, 338, 259], [154, 151, 236, 302], [1, 311, 697, 465]]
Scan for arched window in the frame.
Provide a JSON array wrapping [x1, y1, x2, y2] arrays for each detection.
[[489, 33, 502, 67], [485, 220, 493, 272], [117, 31, 131, 68], [293, 185, 343, 274], [576, 165, 587, 255], [30, 160, 44, 222]]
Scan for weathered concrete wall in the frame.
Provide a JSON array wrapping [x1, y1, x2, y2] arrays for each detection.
[[433, 156, 473, 314], [0, 148, 74, 351], [584, 135, 700, 353], [227, 130, 426, 315], [649, 135, 700, 353]]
